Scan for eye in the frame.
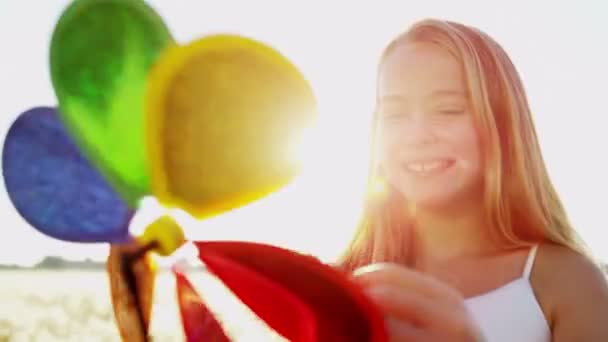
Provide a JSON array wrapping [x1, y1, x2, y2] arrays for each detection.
[[379, 111, 408, 122], [439, 109, 465, 115], [435, 105, 467, 115], [377, 104, 408, 120]]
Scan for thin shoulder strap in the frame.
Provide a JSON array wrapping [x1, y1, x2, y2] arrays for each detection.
[[523, 244, 539, 279]]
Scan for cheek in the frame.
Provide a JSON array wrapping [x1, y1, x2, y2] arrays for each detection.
[[376, 122, 405, 154], [449, 125, 482, 171], [377, 132, 402, 172]]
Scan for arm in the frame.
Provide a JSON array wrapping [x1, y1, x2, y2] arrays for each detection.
[[539, 245, 608, 341]]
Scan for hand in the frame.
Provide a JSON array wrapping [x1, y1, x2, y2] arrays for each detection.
[[352, 263, 485, 342]]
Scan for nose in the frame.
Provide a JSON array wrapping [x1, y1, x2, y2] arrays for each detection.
[[404, 112, 438, 146]]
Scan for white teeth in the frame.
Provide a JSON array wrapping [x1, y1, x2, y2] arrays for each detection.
[[405, 160, 450, 173]]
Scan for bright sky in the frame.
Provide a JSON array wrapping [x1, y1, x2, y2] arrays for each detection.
[[0, 1, 606, 267]]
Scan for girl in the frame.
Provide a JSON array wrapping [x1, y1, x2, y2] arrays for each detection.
[[340, 19, 608, 341]]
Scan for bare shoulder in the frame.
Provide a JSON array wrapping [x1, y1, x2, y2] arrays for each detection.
[[533, 242, 608, 340]]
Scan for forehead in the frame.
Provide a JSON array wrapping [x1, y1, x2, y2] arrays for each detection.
[[378, 42, 466, 100]]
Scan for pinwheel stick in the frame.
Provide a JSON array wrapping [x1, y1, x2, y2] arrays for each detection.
[[126, 240, 160, 264], [121, 240, 159, 341], [115, 216, 185, 341]]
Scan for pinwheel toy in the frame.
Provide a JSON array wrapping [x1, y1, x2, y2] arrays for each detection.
[[2, 0, 388, 341]]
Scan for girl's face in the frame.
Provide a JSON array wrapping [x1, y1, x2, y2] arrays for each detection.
[[376, 42, 483, 209]]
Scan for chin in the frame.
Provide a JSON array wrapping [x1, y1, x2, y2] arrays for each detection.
[[408, 196, 453, 210], [400, 186, 463, 211], [404, 186, 481, 213], [396, 174, 480, 211]]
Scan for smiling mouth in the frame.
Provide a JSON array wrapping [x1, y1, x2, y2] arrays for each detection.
[[403, 159, 455, 174]]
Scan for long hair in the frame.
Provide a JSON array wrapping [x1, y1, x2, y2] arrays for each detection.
[[338, 18, 591, 272]]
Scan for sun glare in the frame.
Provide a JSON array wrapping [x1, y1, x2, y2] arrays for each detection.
[[129, 100, 370, 267]]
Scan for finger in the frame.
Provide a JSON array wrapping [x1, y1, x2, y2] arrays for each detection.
[[385, 316, 432, 342], [353, 263, 462, 304], [366, 285, 470, 334]]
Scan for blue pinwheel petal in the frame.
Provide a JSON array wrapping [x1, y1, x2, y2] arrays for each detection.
[[2, 107, 133, 243]]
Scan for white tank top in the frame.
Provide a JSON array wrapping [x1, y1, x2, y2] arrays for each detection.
[[464, 245, 551, 342]]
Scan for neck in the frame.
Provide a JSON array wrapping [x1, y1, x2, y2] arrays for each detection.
[[407, 198, 497, 269]]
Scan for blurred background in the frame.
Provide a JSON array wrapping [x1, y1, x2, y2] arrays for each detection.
[[1, 0, 606, 340]]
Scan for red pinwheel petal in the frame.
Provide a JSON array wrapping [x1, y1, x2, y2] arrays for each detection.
[[173, 266, 231, 342], [195, 247, 317, 341], [194, 241, 387, 342]]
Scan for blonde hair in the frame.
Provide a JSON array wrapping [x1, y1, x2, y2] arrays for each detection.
[[339, 18, 591, 271]]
